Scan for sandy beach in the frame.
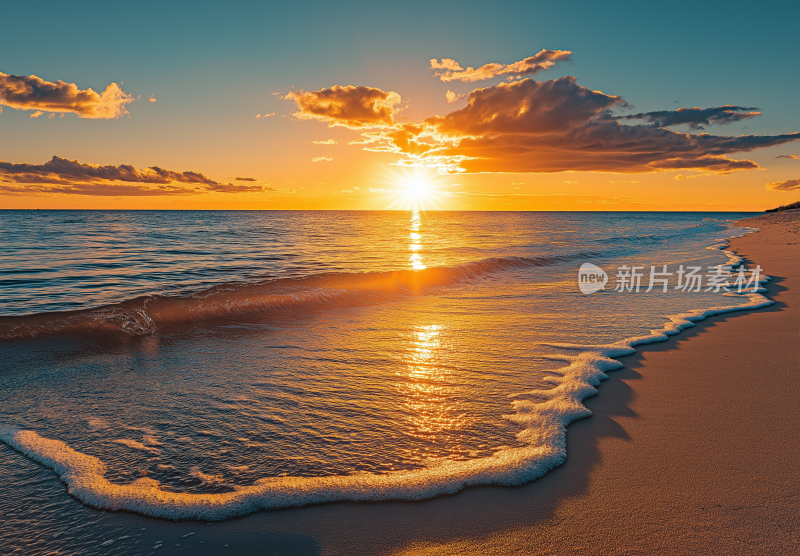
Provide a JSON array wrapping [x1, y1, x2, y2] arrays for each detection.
[[39, 209, 792, 556]]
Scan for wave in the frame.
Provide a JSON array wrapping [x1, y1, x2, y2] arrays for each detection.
[[0, 229, 772, 521], [595, 220, 730, 247], [594, 233, 665, 244], [0, 253, 596, 342]]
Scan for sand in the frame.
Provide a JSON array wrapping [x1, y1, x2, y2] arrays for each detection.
[[7, 210, 799, 555]]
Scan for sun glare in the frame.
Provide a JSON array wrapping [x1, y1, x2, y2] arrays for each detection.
[[383, 170, 444, 210], [405, 177, 429, 199]]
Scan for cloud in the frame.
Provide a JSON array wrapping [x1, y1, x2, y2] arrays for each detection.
[[312, 139, 338, 145], [446, 90, 467, 103], [283, 85, 401, 128], [617, 105, 761, 130], [204, 182, 268, 193], [312, 156, 333, 162], [776, 154, 800, 159], [766, 178, 800, 191], [0, 156, 267, 196], [364, 76, 799, 174], [234, 177, 257, 181], [0, 72, 134, 118], [430, 49, 572, 82], [148, 94, 157, 103], [30, 111, 43, 118], [255, 112, 275, 119]]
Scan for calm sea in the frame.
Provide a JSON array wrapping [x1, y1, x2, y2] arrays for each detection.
[[0, 210, 770, 553]]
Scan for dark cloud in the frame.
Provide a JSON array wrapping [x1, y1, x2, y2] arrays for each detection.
[[766, 178, 800, 191], [234, 176, 257, 181], [360, 77, 799, 174], [776, 154, 800, 159], [428, 77, 627, 136], [283, 85, 401, 128], [205, 182, 266, 193], [0, 183, 197, 196], [617, 105, 761, 130], [0, 72, 134, 118], [430, 50, 572, 82], [0, 156, 265, 196]]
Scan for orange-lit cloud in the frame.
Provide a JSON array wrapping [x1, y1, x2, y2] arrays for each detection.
[[445, 90, 467, 103], [362, 77, 799, 174], [148, 94, 157, 103], [255, 113, 275, 119], [0, 156, 267, 196], [29, 110, 43, 118], [0, 72, 134, 118], [766, 178, 800, 191], [430, 49, 572, 82], [618, 105, 761, 130], [283, 85, 401, 128], [312, 156, 333, 162], [312, 139, 338, 144], [776, 154, 800, 159]]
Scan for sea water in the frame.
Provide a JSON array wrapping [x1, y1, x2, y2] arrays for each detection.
[[0, 210, 770, 551]]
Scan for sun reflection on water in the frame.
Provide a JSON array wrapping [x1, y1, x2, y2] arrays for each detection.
[[396, 324, 467, 450], [409, 210, 426, 270]]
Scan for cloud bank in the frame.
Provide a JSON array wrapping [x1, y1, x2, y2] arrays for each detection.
[[430, 50, 572, 82], [343, 76, 799, 175], [0, 72, 134, 118], [283, 85, 401, 128], [766, 178, 800, 191], [0, 156, 267, 196]]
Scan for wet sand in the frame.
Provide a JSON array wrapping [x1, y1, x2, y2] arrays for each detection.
[[8, 210, 799, 555]]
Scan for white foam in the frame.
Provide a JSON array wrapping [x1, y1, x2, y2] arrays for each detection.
[[86, 418, 109, 432], [112, 439, 160, 454], [0, 227, 775, 521], [188, 466, 224, 486]]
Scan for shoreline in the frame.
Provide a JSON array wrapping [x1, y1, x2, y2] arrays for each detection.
[[2, 211, 797, 554], [142, 210, 799, 555]]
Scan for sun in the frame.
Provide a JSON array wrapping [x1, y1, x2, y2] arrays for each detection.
[[381, 169, 444, 210], [405, 177, 430, 199]]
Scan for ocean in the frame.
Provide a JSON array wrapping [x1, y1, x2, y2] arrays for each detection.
[[0, 210, 772, 553]]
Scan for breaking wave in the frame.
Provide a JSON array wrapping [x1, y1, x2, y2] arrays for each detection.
[[0, 253, 596, 342]]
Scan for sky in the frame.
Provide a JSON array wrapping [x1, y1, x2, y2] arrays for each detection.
[[1, 1, 799, 211]]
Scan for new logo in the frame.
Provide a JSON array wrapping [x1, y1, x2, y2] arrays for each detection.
[[578, 263, 608, 294]]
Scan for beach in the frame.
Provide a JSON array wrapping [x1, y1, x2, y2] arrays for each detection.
[[0, 210, 797, 555], [130, 209, 798, 555]]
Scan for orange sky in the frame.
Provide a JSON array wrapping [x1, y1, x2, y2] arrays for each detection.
[[2, 4, 799, 211]]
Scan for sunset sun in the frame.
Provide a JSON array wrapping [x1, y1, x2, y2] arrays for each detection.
[[405, 177, 430, 199]]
